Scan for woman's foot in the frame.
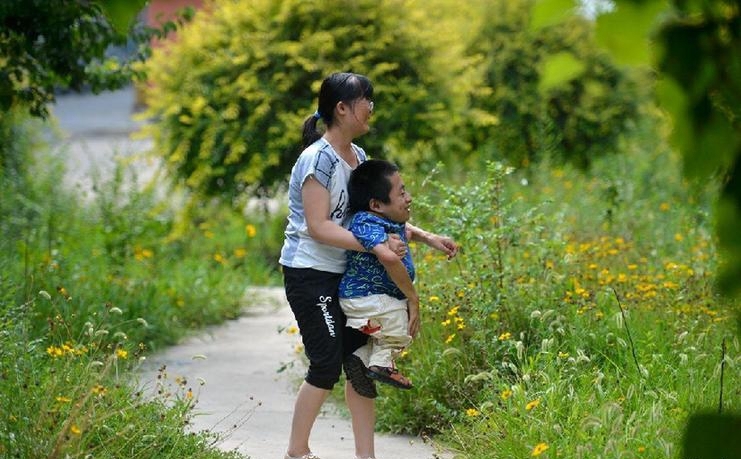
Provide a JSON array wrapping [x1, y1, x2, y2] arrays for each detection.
[[284, 452, 320, 459], [367, 365, 413, 389]]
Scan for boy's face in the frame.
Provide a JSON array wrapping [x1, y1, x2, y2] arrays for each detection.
[[373, 171, 412, 223]]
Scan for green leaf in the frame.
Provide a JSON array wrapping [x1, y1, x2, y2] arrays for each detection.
[[97, 0, 147, 34], [538, 51, 586, 92], [530, 0, 577, 31], [595, 0, 669, 66], [682, 413, 741, 459]]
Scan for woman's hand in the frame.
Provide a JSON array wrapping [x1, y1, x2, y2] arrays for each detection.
[[386, 233, 407, 258]]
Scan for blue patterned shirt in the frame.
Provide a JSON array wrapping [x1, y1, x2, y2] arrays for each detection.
[[339, 211, 415, 300]]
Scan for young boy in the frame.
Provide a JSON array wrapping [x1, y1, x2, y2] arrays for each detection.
[[339, 159, 419, 390]]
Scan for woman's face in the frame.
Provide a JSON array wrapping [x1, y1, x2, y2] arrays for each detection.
[[348, 96, 374, 135]]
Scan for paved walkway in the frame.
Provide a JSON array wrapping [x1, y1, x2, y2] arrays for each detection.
[[141, 287, 451, 459]]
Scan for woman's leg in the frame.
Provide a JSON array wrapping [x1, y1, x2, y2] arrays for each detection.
[[345, 381, 376, 459], [287, 382, 331, 457], [283, 267, 345, 457]]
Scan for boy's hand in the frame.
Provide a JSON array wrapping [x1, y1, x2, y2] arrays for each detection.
[[407, 297, 420, 338], [429, 234, 459, 259]]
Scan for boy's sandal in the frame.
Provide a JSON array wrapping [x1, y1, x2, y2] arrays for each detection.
[[367, 365, 413, 389]]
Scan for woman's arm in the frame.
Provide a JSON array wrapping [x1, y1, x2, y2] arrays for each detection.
[[302, 176, 408, 256], [302, 176, 365, 251], [406, 222, 459, 259]]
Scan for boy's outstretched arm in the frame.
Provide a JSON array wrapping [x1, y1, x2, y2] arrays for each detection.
[[372, 243, 421, 338], [406, 223, 458, 259]]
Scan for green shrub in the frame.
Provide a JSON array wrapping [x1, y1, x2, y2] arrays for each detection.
[[141, 0, 464, 200], [463, 0, 640, 169]]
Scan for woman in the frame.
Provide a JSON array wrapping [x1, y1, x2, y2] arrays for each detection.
[[279, 72, 457, 459]]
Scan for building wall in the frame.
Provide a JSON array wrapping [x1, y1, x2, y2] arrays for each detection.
[[147, 0, 204, 26]]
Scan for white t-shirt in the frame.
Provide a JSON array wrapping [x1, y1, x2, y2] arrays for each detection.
[[279, 138, 367, 273]]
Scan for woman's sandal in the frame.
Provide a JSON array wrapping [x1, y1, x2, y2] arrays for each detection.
[[367, 365, 413, 389]]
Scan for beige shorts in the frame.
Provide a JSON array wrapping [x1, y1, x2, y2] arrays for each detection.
[[340, 294, 412, 368]]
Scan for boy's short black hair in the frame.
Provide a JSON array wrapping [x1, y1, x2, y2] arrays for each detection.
[[348, 159, 399, 214]]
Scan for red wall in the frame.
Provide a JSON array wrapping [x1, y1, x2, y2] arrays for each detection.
[[146, 0, 204, 48]]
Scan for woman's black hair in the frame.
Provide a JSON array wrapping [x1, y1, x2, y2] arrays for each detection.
[[347, 159, 399, 214], [301, 72, 374, 148]]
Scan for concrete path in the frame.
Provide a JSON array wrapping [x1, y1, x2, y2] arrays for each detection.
[[50, 86, 156, 195], [140, 287, 451, 459]]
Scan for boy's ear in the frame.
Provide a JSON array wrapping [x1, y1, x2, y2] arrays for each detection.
[[369, 198, 382, 212]]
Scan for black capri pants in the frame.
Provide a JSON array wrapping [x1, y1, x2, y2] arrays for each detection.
[[282, 266, 369, 390], [283, 266, 368, 390]]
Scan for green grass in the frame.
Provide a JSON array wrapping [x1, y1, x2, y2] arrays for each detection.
[[2, 111, 739, 458], [0, 117, 283, 458], [375, 124, 740, 458]]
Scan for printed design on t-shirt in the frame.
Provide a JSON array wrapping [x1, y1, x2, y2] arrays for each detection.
[[338, 212, 415, 300], [312, 148, 338, 189], [330, 189, 347, 220]]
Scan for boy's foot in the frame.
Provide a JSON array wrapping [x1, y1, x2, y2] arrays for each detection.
[[367, 365, 413, 389], [343, 354, 378, 399]]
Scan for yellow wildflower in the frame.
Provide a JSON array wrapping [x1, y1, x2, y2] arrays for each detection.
[[531, 442, 549, 456], [445, 334, 455, 344], [245, 224, 257, 238], [447, 306, 459, 316], [70, 425, 81, 435], [526, 399, 540, 411], [213, 253, 227, 265], [91, 385, 107, 396], [116, 349, 128, 359], [429, 295, 440, 302], [234, 248, 247, 258], [498, 332, 512, 341], [500, 389, 513, 400], [55, 396, 72, 403], [286, 325, 299, 335], [46, 346, 64, 358], [465, 408, 480, 417]]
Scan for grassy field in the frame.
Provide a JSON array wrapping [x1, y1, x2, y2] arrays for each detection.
[[1, 114, 738, 458], [376, 124, 740, 458]]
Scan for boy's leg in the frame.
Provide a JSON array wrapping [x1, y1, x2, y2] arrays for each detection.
[[366, 302, 412, 369]]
